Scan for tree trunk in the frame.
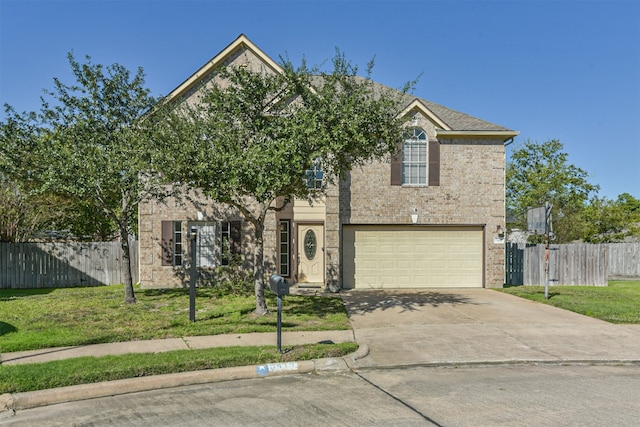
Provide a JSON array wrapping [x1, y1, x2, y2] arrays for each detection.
[[253, 221, 269, 315], [119, 223, 137, 304]]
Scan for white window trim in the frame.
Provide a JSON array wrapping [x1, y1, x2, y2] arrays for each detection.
[[402, 127, 428, 186], [306, 158, 324, 190], [279, 220, 290, 277], [187, 222, 217, 268], [173, 221, 183, 266]]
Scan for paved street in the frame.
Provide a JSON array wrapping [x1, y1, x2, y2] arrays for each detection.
[[3, 364, 639, 426]]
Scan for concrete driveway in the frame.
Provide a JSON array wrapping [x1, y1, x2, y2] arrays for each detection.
[[341, 288, 640, 368]]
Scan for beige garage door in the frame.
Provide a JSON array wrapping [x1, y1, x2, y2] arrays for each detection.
[[342, 226, 483, 289]]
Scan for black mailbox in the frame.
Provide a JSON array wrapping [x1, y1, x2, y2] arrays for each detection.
[[268, 274, 290, 296]]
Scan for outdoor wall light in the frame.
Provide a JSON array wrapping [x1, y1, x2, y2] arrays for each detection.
[[496, 225, 504, 237], [411, 208, 418, 224]]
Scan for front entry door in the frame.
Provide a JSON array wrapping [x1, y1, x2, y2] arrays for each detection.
[[297, 224, 324, 283]]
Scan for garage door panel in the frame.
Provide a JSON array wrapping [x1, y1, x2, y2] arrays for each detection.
[[396, 260, 413, 269], [343, 226, 483, 289]]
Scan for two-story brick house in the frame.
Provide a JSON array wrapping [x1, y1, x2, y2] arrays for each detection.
[[138, 34, 518, 291]]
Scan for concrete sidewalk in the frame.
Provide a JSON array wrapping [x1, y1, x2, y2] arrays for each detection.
[[1, 330, 356, 366]]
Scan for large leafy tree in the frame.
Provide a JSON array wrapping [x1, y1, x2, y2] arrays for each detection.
[[0, 174, 117, 242], [155, 53, 412, 314], [0, 53, 168, 302], [581, 193, 640, 242], [506, 139, 599, 243], [0, 178, 57, 242]]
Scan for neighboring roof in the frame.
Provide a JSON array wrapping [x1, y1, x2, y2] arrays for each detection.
[[165, 34, 519, 139]]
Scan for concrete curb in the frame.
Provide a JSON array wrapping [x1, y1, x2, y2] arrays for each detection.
[[343, 343, 370, 370], [3, 351, 639, 413], [0, 330, 359, 413], [1, 360, 320, 412], [0, 350, 370, 413]]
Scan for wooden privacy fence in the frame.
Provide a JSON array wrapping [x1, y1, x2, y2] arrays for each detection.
[[506, 242, 640, 286], [607, 243, 640, 279], [0, 241, 139, 289], [524, 244, 608, 286]]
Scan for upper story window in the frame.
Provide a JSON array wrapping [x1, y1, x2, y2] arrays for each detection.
[[402, 128, 428, 185], [306, 158, 324, 190]]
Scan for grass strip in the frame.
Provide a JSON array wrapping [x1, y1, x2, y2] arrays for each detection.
[[0, 343, 358, 394], [496, 281, 640, 324]]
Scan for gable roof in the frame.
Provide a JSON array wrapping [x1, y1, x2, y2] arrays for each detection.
[[165, 34, 518, 140], [377, 79, 518, 139], [165, 34, 282, 103]]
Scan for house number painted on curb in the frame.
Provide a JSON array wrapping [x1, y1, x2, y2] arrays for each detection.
[[304, 230, 317, 260], [256, 362, 299, 376]]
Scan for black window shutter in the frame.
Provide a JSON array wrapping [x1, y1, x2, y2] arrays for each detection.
[[161, 221, 174, 266], [429, 140, 440, 186], [390, 141, 403, 186], [230, 221, 242, 255]]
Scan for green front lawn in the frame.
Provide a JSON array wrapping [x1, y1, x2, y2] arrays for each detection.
[[496, 281, 640, 324], [0, 284, 351, 353], [0, 284, 355, 393]]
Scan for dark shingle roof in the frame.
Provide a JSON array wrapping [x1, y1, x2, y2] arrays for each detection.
[[366, 78, 514, 132], [416, 97, 513, 132]]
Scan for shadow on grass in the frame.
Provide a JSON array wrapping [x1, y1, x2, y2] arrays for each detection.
[[141, 288, 192, 299], [341, 290, 478, 314], [142, 287, 253, 301], [0, 288, 58, 299], [0, 321, 17, 336], [279, 295, 347, 317], [198, 305, 256, 321]]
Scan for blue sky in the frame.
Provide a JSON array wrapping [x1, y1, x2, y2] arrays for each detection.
[[1, 0, 638, 200]]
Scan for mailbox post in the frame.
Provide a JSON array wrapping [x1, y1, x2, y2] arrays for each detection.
[[268, 274, 290, 353], [189, 228, 197, 322]]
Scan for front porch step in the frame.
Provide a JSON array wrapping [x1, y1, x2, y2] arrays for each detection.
[[295, 282, 323, 289]]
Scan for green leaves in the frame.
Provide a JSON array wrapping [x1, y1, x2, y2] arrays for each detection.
[[507, 139, 599, 242], [0, 53, 168, 301], [581, 194, 640, 243], [155, 53, 410, 220], [506, 139, 639, 243], [1, 53, 163, 236], [152, 51, 413, 313]]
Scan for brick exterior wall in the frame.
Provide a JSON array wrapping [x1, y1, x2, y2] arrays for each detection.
[[138, 190, 256, 288], [137, 40, 509, 290], [138, 45, 280, 289], [324, 114, 507, 290], [139, 131, 507, 290]]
